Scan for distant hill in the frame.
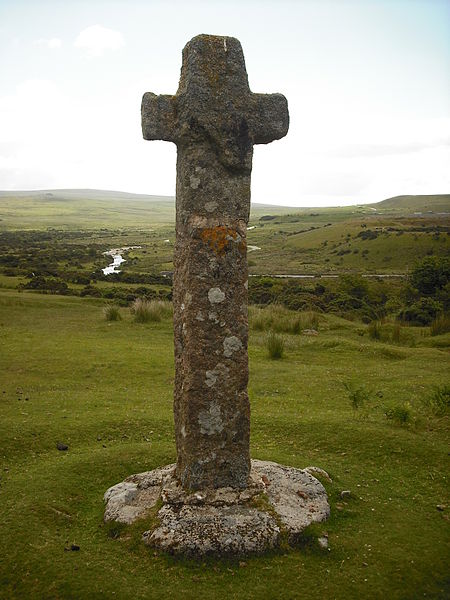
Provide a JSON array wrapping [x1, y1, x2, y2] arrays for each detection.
[[370, 194, 450, 212], [0, 189, 173, 203]]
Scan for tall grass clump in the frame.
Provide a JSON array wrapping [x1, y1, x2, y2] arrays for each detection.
[[423, 385, 450, 417], [103, 304, 121, 321], [249, 305, 320, 335], [266, 331, 285, 359], [368, 320, 382, 340], [343, 382, 370, 410], [300, 310, 320, 331], [430, 313, 450, 336], [385, 404, 411, 425], [391, 322, 402, 343], [131, 299, 172, 323]]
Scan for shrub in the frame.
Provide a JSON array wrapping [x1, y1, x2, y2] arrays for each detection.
[[343, 382, 370, 410], [423, 386, 450, 416], [385, 404, 411, 425], [266, 332, 285, 359], [368, 320, 382, 340], [391, 323, 402, 343], [103, 304, 121, 321], [430, 313, 450, 336], [399, 297, 443, 326], [131, 299, 171, 323], [410, 256, 450, 296]]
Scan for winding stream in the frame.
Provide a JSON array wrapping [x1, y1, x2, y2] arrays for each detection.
[[102, 246, 141, 275]]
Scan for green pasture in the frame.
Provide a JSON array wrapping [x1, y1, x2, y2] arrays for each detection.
[[0, 289, 448, 599]]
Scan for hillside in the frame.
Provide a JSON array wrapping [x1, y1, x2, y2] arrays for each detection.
[[0, 190, 448, 276], [370, 194, 450, 213]]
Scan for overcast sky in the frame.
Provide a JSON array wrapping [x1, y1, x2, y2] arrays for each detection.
[[0, 0, 449, 206]]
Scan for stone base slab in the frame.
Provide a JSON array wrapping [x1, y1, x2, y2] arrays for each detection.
[[104, 459, 330, 556]]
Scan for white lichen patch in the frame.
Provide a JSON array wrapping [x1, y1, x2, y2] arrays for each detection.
[[198, 401, 224, 435], [208, 287, 225, 304], [181, 425, 187, 438], [209, 312, 219, 323], [205, 363, 229, 388], [244, 280, 248, 289], [204, 201, 218, 213], [223, 336, 243, 357], [190, 175, 201, 189], [205, 370, 218, 388], [196, 312, 205, 321]]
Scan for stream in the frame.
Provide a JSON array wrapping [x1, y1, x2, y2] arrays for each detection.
[[102, 246, 141, 275], [102, 246, 405, 280]]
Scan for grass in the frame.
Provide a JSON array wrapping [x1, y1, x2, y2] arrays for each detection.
[[0, 290, 449, 599], [266, 331, 285, 359], [422, 385, 450, 417], [431, 313, 450, 336], [103, 304, 121, 321], [249, 305, 320, 334], [1, 192, 449, 278], [131, 299, 172, 323]]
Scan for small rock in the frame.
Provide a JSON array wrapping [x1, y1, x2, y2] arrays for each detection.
[[304, 466, 332, 483], [362, 562, 368, 567], [436, 504, 446, 512], [340, 490, 352, 499], [318, 536, 328, 549], [64, 544, 80, 552], [302, 329, 319, 336], [57, 442, 68, 451]]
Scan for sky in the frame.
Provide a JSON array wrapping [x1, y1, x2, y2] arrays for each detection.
[[0, 0, 449, 207]]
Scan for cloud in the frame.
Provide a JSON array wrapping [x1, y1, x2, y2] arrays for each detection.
[[36, 38, 62, 49], [74, 25, 125, 57]]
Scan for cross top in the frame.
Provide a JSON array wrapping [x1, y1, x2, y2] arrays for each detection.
[[142, 34, 289, 172]]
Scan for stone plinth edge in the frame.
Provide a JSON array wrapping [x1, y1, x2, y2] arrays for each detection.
[[103, 459, 330, 556]]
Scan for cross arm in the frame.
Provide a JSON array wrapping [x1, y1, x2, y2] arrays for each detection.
[[141, 93, 177, 143], [248, 93, 289, 145]]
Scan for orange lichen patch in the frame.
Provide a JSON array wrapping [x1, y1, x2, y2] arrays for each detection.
[[200, 226, 245, 256]]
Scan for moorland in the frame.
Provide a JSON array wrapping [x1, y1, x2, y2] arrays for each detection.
[[0, 190, 449, 599]]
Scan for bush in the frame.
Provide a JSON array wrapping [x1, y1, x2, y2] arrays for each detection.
[[131, 299, 171, 323], [266, 332, 285, 359], [423, 386, 450, 416], [399, 297, 443, 325], [103, 304, 121, 321], [343, 382, 370, 410], [368, 320, 382, 340], [391, 323, 402, 344], [385, 404, 411, 425], [430, 313, 450, 336], [410, 256, 450, 296]]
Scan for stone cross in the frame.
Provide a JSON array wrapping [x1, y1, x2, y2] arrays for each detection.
[[142, 34, 288, 491]]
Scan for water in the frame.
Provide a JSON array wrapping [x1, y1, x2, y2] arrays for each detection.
[[102, 246, 141, 275]]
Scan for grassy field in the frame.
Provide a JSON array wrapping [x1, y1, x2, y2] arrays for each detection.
[[1, 289, 448, 599], [1, 191, 449, 278]]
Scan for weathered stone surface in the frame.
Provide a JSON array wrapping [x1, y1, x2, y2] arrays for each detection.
[[104, 460, 330, 556], [103, 34, 331, 558], [144, 504, 280, 557], [252, 460, 330, 542], [141, 34, 289, 491], [103, 464, 174, 524]]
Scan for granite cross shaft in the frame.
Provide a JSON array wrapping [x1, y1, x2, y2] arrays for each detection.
[[142, 34, 289, 491]]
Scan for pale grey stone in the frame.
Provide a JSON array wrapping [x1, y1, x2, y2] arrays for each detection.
[[304, 466, 332, 482], [105, 460, 330, 555]]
